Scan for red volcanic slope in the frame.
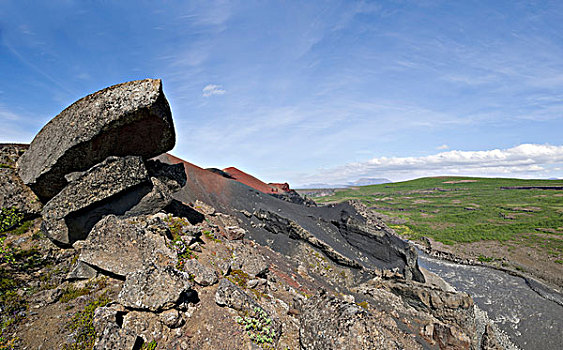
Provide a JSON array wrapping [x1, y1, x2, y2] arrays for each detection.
[[156, 155, 292, 197], [222, 167, 280, 194], [269, 183, 290, 192]]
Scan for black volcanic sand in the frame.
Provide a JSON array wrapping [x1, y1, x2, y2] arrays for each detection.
[[157, 154, 419, 280]]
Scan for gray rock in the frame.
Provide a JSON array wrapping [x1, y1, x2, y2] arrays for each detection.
[[78, 215, 176, 277], [122, 177, 173, 218], [215, 278, 260, 311], [230, 245, 269, 278], [0, 168, 42, 219], [299, 293, 391, 350], [66, 261, 99, 280], [158, 309, 184, 329], [215, 278, 281, 344], [93, 304, 138, 350], [225, 226, 246, 240], [386, 281, 474, 332], [118, 265, 192, 312], [41, 156, 149, 245], [17, 79, 175, 202], [183, 259, 218, 286]]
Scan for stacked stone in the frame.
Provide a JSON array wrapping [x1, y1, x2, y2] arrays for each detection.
[[16, 79, 182, 246]]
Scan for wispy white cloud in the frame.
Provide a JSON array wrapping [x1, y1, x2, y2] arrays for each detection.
[[0, 105, 21, 121], [202, 84, 226, 97], [297, 144, 563, 185], [437, 144, 449, 150]]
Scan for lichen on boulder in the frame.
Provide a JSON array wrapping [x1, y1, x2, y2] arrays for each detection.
[[17, 78, 175, 202]]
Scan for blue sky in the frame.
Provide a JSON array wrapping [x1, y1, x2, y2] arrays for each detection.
[[1, 1, 563, 186]]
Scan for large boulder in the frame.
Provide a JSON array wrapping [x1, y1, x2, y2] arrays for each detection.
[[17, 79, 175, 202], [77, 215, 177, 277], [299, 293, 391, 350], [118, 265, 192, 312], [41, 156, 149, 245], [41, 156, 187, 246]]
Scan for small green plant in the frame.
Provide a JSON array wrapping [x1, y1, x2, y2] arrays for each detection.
[[60, 285, 92, 303], [356, 301, 369, 309], [477, 255, 494, 263], [0, 236, 15, 265], [171, 238, 198, 270], [63, 292, 111, 350], [202, 230, 221, 243], [0, 207, 23, 233], [164, 215, 190, 240], [3, 219, 33, 236], [141, 340, 157, 350], [227, 269, 250, 288], [235, 307, 276, 348], [0, 163, 12, 169]]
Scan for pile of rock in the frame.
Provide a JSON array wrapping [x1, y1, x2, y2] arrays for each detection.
[[17, 79, 183, 246], [14, 79, 214, 349]]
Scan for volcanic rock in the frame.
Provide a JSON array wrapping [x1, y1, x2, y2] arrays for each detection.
[[77, 215, 176, 277], [225, 226, 246, 240], [183, 259, 218, 286], [17, 79, 174, 202], [0, 144, 42, 218], [93, 304, 138, 350], [41, 156, 149, 245], [41, 156, 187, 246], [0, 168, 42, 219], [215, 278, 260, 311], [118, 265, 192, 312], [230, 244, 269, 277], [299, 293, 391, 349], [215, 278, 281, 341], [158, 309, 184, 329]]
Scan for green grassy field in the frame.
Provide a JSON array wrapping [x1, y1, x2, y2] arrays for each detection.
[[313, 177, 563, 260]]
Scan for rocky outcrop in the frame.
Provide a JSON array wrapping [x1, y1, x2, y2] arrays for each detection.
[[0, 144, 42, 219], [385, 281, 475, 334], [41, 156, 149, 245], [229, 244, 270, 277], [17, 79, 174, 202], [271, 189, 317, 206], [299, 293, 395, 350], [215, 278, 281, 344], [77, 215, 176, 277], [93, 304, 138, 350], [118, 265, 192, 312], [0, 168, 42, 219], [255, 208, 362, 268], [41, 156, 186, 246]]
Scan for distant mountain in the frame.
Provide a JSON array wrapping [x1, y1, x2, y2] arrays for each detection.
[[297, 178, 392, 189], [296, 183, 348, 189], [347, 177, 392, 186]]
